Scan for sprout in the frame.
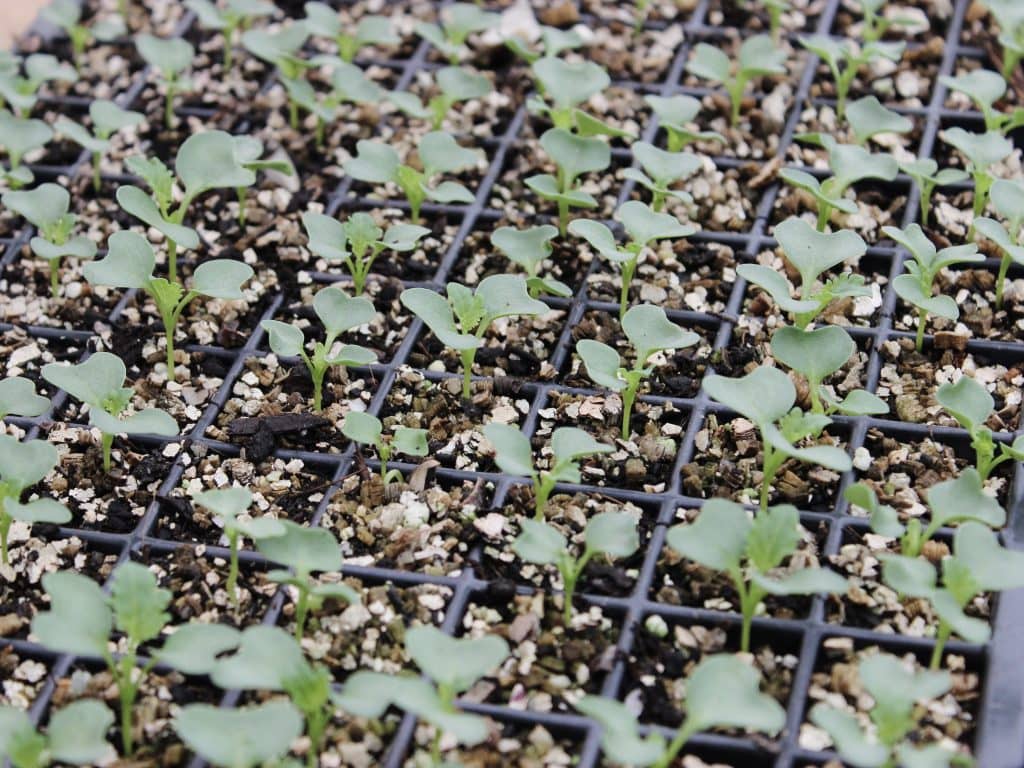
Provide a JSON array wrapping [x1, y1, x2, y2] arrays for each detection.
[[981, 0, 1024, 80], [344, 131, 480, 223], [686, 35, 787, 126], [898, 158, 969, 228], [844, 483, 906, 541], [569, 200, 696, 317], [255, 520, 359, 640], [575, 304, 699, 438], [185, 0, 275, 68], [761, 0, 792, 43], [577, 655, 786, 767], [845, 95, 913, 145], [810, 654, 955, 764], [0, 54, 78, 117], [941, 127, 1013, 221], [342, 411, 429, 486], [525, 127, 610, 235], [241, 24, 312, 129], [389, 65, 491, 131], [261, 286, 377, 411], [303, 2, 398, 63], [799, 34, 905, 120], [976, 216, 1024, 309], [134, 34, 195, 129], [491, 224, 570, 298], [0, 700, 115, 767], [505, 25, 585, 64], [991, 177, 1024, 239], [174, 701, 302, 768], [41, 0, 125, 69], [231, 136, 295, 228], [940, 69, 1024, 135], [778, 168, 858, 232], [302, 210, 428, 296], [644, 94, 725, 152], [527, 57, 628, 138], [1, 183, 97, 297], [0, 110, 53, 188], [668, 499, 847, 652], [0, 376, 48, 420], [483, 424, 612, 520], [54, 99, 144, 191], [883, 223, 983, 351], [624, 142, 702, 212], [937, 375, 1024, 480], [400, 275, 548, 399], [414, 3, 499, 64], [84, 231, 253, 375], [702, 366, 852, 511], [0, 435, 70, 565], [737, 216, 869, 329]]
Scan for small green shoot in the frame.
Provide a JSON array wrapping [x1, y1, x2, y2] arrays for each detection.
[[975, 216, 1024, 308], [0, 435, 70, 565], [303, 2, 398, 62], [799, 34, 905, 120], [898, 158, 969, 228], [624, 141, 702, 212], [525, 128, 610, 235], [0, 700, 114, 768], [389, 65, 491, 130], [0, 110, 53, 189], [342, 411, 428, 486], [687, 35, 787, 126], [644, 94, 725, 152], [134, 34, 195, 129], [0, 54, 77, 117], [941, 69, 1024, 134], [937, 375, 1024, 480], [185, 0, 275, 68], [845, 95, 913, 145], [491, 224, 571, 298], [527, 57, 629, 138], [942, 127, 1013, 222], [414, 3, 499, 64], [241, 24, 312, 129], [174, 701, 302, 768], [981, 0, 1024, 80], [54, 99, 144, 191], [41, 0, 125, 69]]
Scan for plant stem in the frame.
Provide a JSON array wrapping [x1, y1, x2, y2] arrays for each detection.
[[621, 380, 638, 440], [759, 439, 784, 514], [112, 652, 139, 755], [808, 377, 823, 414], [534, 477, 553, 521], [295, 587, 310, 641], [101, 431, 114, 473], [915, 307, 927, 353], [996, 254, 1010, 309], [652, 719, 700, 768], [227, 531, 240, 605], [305, 707, 328, 768], [557, 198, 569, 237], [167, 239, 178, 283], [164, 87, 175, 130], [92, 151, 102, 193], [311, 368, 325, 412], [459, 348, 476, 400], [619, 258, 637, 319], [560, 550, 592, 626], [728, 79, 745, 127], [816, 203, 832, 232], [236, 187, 247, 228], [49, 262, 59, 298], [930, 622, 952, 670], [919, 181, 934, 227], [289, 100, 299, 130], [0, 514, 10, 566]]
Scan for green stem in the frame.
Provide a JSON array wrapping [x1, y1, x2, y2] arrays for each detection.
[[557, 197, 569, 237], [0, 514, 10, 566], [621, 380, 639, 440], [236, 187, 246, 228], [92, 151, 102, 193], [114, 653, 138, 755], [534, 477, 553, 521], [816, 202, 832, 232], [164, 87, 175, 130], [459, 348, 476, 400], [49, 262, 59, 298], [227, 531, 239, 605], [651, 190, 666, 212], [728, 78, 745, 127], [651, 719, 701, 768], [996, 254, 1010, 310], [305, 707, 328, 768], [295, 587, 310, 641], [915, 307, 927, 353], [560, 550, 593, 626], [760, 440, 784, 514], [289, 100, 299, 130], [808, 376, 823, 414], [101, 432, 114, 473], [919, 181, 934, 227], [619, 258, 637, 319], [311, 367, 325, 412], [930, 622, 953, 670], [167, 238, 178, 284]]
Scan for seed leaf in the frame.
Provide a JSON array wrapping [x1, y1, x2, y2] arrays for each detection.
[[895, 743, 960, 768], [175, 701, 303, 768], [0, 376, 48, 418], [703, 367, 795, 426], [46, 699, 115, 766], [746, 503, 800, 572], [667, 498, 751, 572], [482, 423, 534, 477], [892, 274, 959, 320], [575, 339, 624, 391], [211, 626, 307, 691], [4, 497, 71, 526], [539, 128, 611, 182], [926, 468, 1005, 530], [859, 654, 950, 713], [424, 179, 475, 203], [775, 217, 867, 290], [0, 435, 59, 491], [312, 286, 375, 337], [116, 186, 200, 249], [931, 589, 991, 644], [491, 225, 557, 274], [551, 427, 613, 464], [754, 567, 848, 595], [192, 259, 253, 300], [31, 571, 111, 657], [809, 705, 889, 768], [476, 274, 548, 320], [42, 351, 127, 409], [942, 127, 1012, 170], [110, 562, 171, 645], [586, 511, 639, 558], [405, 625, 509, 694], [513, 518, 565, 565], [84, 230, 156, 288], [575, 696, 667, 766], [935, 376, 993, 433], [392, 426, 428, 457], [845, 483, 905, 538], [342, 411, 383, 448], [400, 287, 479, 350], [2, 182, 69, 229], [90, 100, 144, 136], [736, 264, 820, 315], [256, 519, 342, 574], [89, 407, 178, 438], [846, 96, 913, 144], [779, 168, 859, 214], [771, 325, 854, 384], [419, 130, 479, 176], [156, 623, 242, 675], [260, 319, 305, 358], [684, 654, 787, 735], [952, 521, 1024, 592], [568, 219, 629, 262], [177, 131, 257, 199], [524, 175, 598, 208], [687, 43, 731, 82], [136, 34, 194, 75], [618, 200, 696, 246], [622, 304, 699, 365], [532, 57, 610, 111], [763, 422, 852, 471]]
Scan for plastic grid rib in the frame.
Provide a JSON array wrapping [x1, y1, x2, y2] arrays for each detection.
[[2, 0, 1023, 766]]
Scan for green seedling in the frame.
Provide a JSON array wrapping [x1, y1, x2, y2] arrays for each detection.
[[174, 701, 302, 768], [54, 99, 143, 191], [334, 626, 509, 763], [505, 25, 585, 64], [0, 376, 48, 420], [41, 0, 125, 69], [193, 487, 285, 604], [514, 510, 638, 624], [937, 375, 1024, 480], [844, 483, 906, 541], [778, 167, 858, 232], [491, 224, 570, 298], [525, 127, 610, 235], [342, 411, 428, 486], [577, 654, 786, 768], [1, 183, 96, 297], [0, 700, 115, 768], [42, 352, 177, 472], [303, 2, 398, 62], [809, 653, 957, 764], [261, 286, 377, 411], [344, 131, 480, 223], [0, 54, 77, 117], [302, 210, 428, 296], [941, 69, 1024, 134], [942, 127, 1013, 222], [645, 94, 725, 152], [687, 35, 787, 126], [285, 57, 384, 147], [241, 24, 312, 129], [84, 231, 253, 375], [624, 141, 702, 212], [898, 158, 969, 228], [255, 520, 359, 640], [0, 435, 70, 565], [845, 95, 913, 145], [575, 304, 699, 438], [185, 0, 275, 68], [991, 177, 1024, 239], [800, 34, 905, 120], [400, 275, 548, 399], [527, 57, 630, 139], [389, 65, 491, 130], [483, 423, 612, 520], [858, 0, 918, 42], [738, 216, 869, 329], [975, 216, 1024, 308], [231, 135, 295, 228], [981, 0, 1024, 79], [569, 200, 696, 317], [703, 366, 852, 511], [0, 110, 53, 188], [135, 34, 195, 129], [883, 223, 983, 351], [414, 3, 499, 64]]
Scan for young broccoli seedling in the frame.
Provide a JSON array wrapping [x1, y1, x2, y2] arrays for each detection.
[[0, 110, 53, 189], [483, 424, 612, 520], [941, 69, 1024, 135], [342, 411, 429, 486], [42, 352, 177, 472], [302, 210, 429, 296], [505, 25, 585, 64], [261, 286, 377, 411], [401, 275, 548, 399], [799, 34, 905, 120], [575, 304, 699, 438], [991, 177, 1024, 240], [703, 366, 852, 511], [303, 2, 398, 62], [0, 376, 48, 420], [54, 99, 143, 191], [0, 54, 78, 117], [883, 223, 983, 351], [280, 57, 384, 147], [525, 127, 610, 235], [981, 0, 1024, 80], [1, 183, 97, 297], [185, 0, 275, 68], [898, 158, 969, 228], [527, 57, 629, 138], [389, 65, 491, 131], [134, 34, 195, 129], [845, 95, 914, 145], [942, 127, 1013, 222], [0, 435, 70, 565], [174, 700, 302, 768], [231, 135, 295, 227], [687, 35, 787, 126], [778, 168, 858, 233], [491, 224, 571, 298], [644, 94, 725, 152], [84, 231, 253, 375], [414, 3, 499, 64], [810, 653, 957, 763], [0, 700, 114, 768], [624, 141, 702, 213], [41, 0, 125, 70], [241, 24, 313, 129], [937, 375, 1024, 480], [577, 654, 786, 768], [844, 483, 906, 541], [975, 216, 1024, 308], [738, 216, 869, 329], [569, 200, 696, 317], [344, 131, 480, 223]]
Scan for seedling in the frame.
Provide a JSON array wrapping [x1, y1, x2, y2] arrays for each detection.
[[624, 142, 702, 212], [942, 127, 1013, 221], [883, 223, 983, 351], [1, 183, 97, 297], [575, 304, 699, 438], [845, 95, 913, 145], [285, 57, 385, 146], [0, 435, 70, 565], [778, 167, 858, 232], [185, 0, 275, 68], [703, 366, 852, 511], [0, 700, 114, 767], [991, 177, 1024, 240], [505, 25, 585, 64], [54, 99, 143, 191], [344, 131, 480, 223], [981, 0, 1024, 79], [303, 2, 398, 62], [975, 216, 1024, 308], [231, 135, 295, 227], [41, 0, 125, 69], [898, 158, 969, 228], [302, 210, 429, 296], [514, 510, 638, 624], [527, 57, 629, 138], [844, 483, 906, 541], [0, 110, 53, 188], [414, 3, 499, 64], [342, 411, 429, 485], [241, 24, 313, 129], [261, 286, 377, 411], [937, 375, 1024, 480], [737, 216, 869, 329], [390, 65, 491, 130], [799, 34, 905, 120], [491, 224, 570, 298], [0, 376, 48, 420], [0, 54, 77, 117], [644, 94, 725, 151], [134, 34, 195, 129], [686, 35, 787, 126], [483, 423, 612, 520], [577, 654, 786, 768], [175, 701, 302, 768], [941, 69, 1024, 134], [255, 520, 359, 640], [400, 275, 548, 399], [525, 128, 610, 235], [569, 200, 696, 317], [810, 653, 956, 764], [83, 231, 253, 374]]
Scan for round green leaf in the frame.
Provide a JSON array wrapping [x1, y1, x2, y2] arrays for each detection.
[[191, 259, 253, 300], [684, 654, 787, 735], [42, 351, 126, 408], [0, 435, 59, 492], [771, 325, 854, 384], [177, 130, 257, 200], [482, 422, 534, 477], [405, 625, 509, 694], [621, 303, 699, 364], [256, 519, 341, 574], [116, 186, 200, 250], [312, 286, 375, 337], [83, 230, 156, 289], [575, 339, 624, 392], [260, 319, 305, 358], [667, 498, 751, 572], [531, 57, 610, 111], [935, 376, 993, 433], [2, 183, 69, 229], [0, 376, 49, 418], [513, 518, 565, 565], [31, 570, 111, 657], [47, 699, 115, 766], [702, 366, 795, 426], [774, 217, 867, 290], [175, 701, 303, 768], [538, 128, 610, 182], [585, 511, 639, 558]]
